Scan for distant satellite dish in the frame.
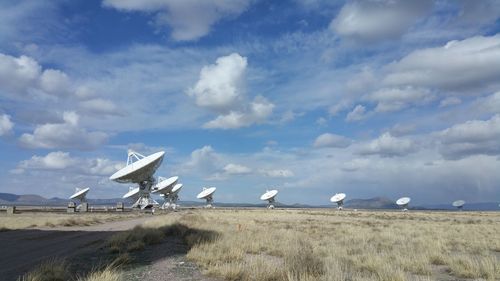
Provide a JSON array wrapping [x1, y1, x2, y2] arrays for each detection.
[[163, 183, 183, 211], [197, 187, 216, 208], [330, 193, 346, 210], [152, 176, 178, 194], [123, 187, 140, 199], [452, 200, 465, 210], [396, 197, 411, 212], [69, 187, 90, 202], [110, 150, 165, 209], [260, 190, 278, 209]]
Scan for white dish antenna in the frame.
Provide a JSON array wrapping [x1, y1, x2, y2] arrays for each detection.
[[110, 150, 165, 209], [330, 193, 346, 210], [396, 197, 411, 211], [110, 150, 165, 183], [452, 200, 465, 210], [123, 187, 140, 199], [161, 183, 184, 211], [197, 187, 216, 208], [69, 187, 90, 202], [152, 176, 178, 194], [260, 190, 278, 209]]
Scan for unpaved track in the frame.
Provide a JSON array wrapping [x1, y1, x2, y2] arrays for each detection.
[[0, 217, 149, 280]]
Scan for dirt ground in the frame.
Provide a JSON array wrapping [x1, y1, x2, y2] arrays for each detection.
[[0, 215, 217, 281]]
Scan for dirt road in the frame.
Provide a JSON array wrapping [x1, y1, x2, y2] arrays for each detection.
[[0, 216, 217, 281]]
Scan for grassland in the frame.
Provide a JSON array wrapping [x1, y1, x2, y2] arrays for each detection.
[[14, 209, 500, 280], [0, 211, 142, 230], [141, 209, 500, 281]]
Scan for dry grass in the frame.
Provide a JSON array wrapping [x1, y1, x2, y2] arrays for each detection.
[[142, 209, 500, 281], [0, 212, 141, 230], [19, 259, 122, 281]]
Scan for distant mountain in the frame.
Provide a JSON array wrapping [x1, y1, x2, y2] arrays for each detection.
[[0, 192, 498, 210], [345, 197, 398, 209]]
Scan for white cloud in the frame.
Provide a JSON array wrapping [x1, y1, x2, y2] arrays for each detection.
[[188, 53, 247, 112], [0, 114, 14, 136], [0, 53, 73, 98], [439, 97, 462, 108], [189, 53, 274, 129], [223, 163, 251, 175], [313, 133, 352, 148], [384, 35, 500, 92], [14, 151, 124, 176], [260, 169, 294, 178], [102, 0, 252, 41], [345, 104, 366, 122], [79, 98, 120, 115], [368, 87, 434, 112], [439, 115, 500, 160], [331, 0, 432, 41], [359, 133, 416, 157], [19, 111, 108, 150]]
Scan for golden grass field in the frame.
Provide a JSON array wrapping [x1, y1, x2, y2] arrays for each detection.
[[11, 209, 500, 281]]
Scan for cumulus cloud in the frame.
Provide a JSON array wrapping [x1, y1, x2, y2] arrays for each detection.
[[223, 163, 252, 175], [368, 87, 434, 112], [384, 35, 500, 92], [102, 0, 252, 41], [359, 133, 416, 157], [13, 151, 124, 178], [188, 53, 274, 129], [313, 133, 352, 148], [345, 104, 366, 122], [0, 114, 14, 136], [438, 115, 500, 160], [183, 145, 221, 174], [19, 111, 108, 150], [330, 0, 432, 41]]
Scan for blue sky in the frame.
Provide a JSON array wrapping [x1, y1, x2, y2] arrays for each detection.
[[1, 0, 499, 205]]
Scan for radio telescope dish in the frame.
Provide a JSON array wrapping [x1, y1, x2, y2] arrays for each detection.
[[452, 200, 465, 210], [123, 187, 140, 199], [330, 193, 346, 210], [162, 183, 183, 211], [396, 197, 411, 212], [110, 150, 165, 210], [70, 187, 90, 202], [197, 187, 216, 208], [260, 190, 278, 209], [152, 176, 178, 194]]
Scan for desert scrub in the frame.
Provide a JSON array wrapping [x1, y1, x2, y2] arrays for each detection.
[[108, 226, 164, 253], [18, 258, 70, 281]]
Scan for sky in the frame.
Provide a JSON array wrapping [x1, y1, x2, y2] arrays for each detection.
[[0, 0, 499, 205]]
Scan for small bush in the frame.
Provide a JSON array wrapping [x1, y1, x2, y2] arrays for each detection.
[[18, 258, 70, 281]]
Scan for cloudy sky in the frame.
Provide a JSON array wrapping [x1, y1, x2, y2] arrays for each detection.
[[1, 0, 499, 205]]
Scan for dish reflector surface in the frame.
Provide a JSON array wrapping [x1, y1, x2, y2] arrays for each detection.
[[260, 190, 278, 201], [110, 151, 165, 183], [153, 176, 178, 194], [452, 200, 465, 207], [123, 187, 140, 199], [330, 193, 346, 203], [396, 197, 411, 206], [171, 183, 183, 194], [197, 187, 216, 199], [70, 187, 90, 199]]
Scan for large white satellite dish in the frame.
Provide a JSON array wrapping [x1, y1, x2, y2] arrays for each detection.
[[197, 187, 216, 208], [123, 187, 140, 199], [330, 193, 346, 210], [452, 200, 465, 210], [152, 176, 178, 194], [110, 150, 165, 210], [396, 197, 411, 212], [260, 189, 278, 209]]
